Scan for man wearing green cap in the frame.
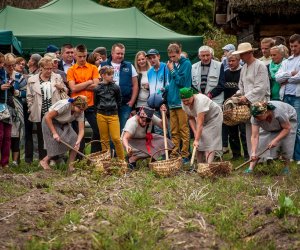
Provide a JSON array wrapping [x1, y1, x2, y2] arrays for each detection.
[[180, 87, 223, 163]]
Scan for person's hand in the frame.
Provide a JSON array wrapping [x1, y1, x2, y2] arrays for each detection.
[[281, 80, 288, 86], [166, 60, 173, 71], [238, 96, 248, 104], [1, 83, 11, 90], [127, 100, 134, 107], [14, 89, 20, 97], [55, 83, 63, 90], [126, 145, 132, 155], [130, 110, 136, 116], [160, 104, 167, 113], [193, 140, 199, 149], [144, 83, 149, 90], [268, 139, 278, 149], [74, 140, 81, 150], [291, 70, 298, 76], [53, 133, 60, 142]]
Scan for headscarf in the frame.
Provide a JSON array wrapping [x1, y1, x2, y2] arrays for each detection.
[[179, 87, 196, 99], [68, 96, 88, 110], [137, 106, 155, 119], [251, 101, 276, 116]]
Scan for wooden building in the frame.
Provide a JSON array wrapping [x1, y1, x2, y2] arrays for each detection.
[[214, 0, 300, 47]]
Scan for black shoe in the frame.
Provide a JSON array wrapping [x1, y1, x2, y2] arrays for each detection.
[[128, 162, 136, 170]]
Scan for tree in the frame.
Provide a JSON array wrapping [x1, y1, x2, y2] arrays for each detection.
[[98, 0, 214, 35]]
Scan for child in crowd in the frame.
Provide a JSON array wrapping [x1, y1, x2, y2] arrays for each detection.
[[94, 66, 124, 160]]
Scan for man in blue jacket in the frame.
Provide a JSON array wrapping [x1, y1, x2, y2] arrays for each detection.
[[101, 43, 138, 131], [166, 43, 191, 162]]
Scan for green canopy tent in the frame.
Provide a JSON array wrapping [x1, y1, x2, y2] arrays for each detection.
[[0, 0, 202, 62], [0, 30, 23, 55]]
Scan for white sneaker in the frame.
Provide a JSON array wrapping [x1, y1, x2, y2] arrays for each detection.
[[297, 161, 300, 165], [49, 160, 56, 167]]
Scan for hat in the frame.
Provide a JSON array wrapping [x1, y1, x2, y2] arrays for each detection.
[[44, 53, 59, 61], [46, 45, 59, 53], [179, 87, 196, 99], [250, 101, 276, 116], [232, 43, 257, 55], [146, 49, 159, 57], [147, 93, 164, 109], [222, 44, 235, 51]]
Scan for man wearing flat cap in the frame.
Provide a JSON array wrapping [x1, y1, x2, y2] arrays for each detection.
[[233, 42, 270, 160]]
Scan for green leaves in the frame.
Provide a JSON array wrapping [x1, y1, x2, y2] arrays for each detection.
[[274, 194, 300, 219]]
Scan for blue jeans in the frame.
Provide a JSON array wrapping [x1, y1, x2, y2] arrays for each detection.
[[118, 104, 132, 132], [283, 95, 300, 160]]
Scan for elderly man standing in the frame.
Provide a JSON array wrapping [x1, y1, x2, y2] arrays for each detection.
[[232, 43, 270, 160], [275, 33, 300, 164], [192, 45, 224, 106], [166, 43, 191, 163], [101, 43, 138, 131]]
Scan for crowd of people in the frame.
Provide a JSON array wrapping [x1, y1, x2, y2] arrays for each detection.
[[0, 33, 299, 174]]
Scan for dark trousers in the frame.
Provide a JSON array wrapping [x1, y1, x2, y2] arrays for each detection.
[[73, 106, 101, 156], [24, 104, 47, 162], [224, 123, 249, 158]]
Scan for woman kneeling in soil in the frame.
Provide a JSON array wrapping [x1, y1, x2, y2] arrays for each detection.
[[246, 101, 297, 174], [180, 87, 223, 163], [39, 96, 88, 171], [122, 105, 173, 169]]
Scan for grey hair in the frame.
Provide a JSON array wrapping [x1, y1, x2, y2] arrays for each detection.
[[227, 51, 240, 60], [270, 45, 289, 58], [198, 46, 214, 56], [30, 54, 42, 66]]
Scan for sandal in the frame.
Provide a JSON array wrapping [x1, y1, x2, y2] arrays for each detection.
[[244, 167, 253, 174]]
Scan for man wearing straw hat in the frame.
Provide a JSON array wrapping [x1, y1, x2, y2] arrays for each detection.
[[121, 105, 173, 169], [232, 42, 270, 161]]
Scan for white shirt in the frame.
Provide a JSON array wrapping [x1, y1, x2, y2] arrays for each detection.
[[111, 62, 138, 85]]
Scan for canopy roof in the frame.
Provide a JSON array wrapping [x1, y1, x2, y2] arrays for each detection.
[[0, 0, 202, 61], [0, 30, 22, 55]]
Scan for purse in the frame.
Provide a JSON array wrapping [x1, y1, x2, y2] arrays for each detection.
[[0, 90, 11, 123]]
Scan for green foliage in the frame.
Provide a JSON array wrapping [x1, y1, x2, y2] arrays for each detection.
[[98, 0, 214, 35], [274, 194, 300, 219]]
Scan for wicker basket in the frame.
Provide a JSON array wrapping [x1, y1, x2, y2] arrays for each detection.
[[85, 140, 111, 161], [101, 158, 128, 175], [197, 152, 232, 178], [149, 149, 182, 177], [223, 98, 251, 126]]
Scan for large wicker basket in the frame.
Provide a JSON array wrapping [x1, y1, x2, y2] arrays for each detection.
[[149, 149, 182, 177], [85, 140, 111, 161], [223, 98, 251, 126], [197, 152, 232, 177]]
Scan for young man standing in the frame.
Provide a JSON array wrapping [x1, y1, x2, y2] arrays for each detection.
[[67, 44, 101, 153], [166, 43, 191, 162], [276, 33, 300, 164], [259, 38, 275, 65], [58, 44, 75, 73], [101, 43, 138, 131]]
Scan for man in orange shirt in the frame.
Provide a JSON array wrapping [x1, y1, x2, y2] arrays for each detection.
[[67, 44, 101, 153]]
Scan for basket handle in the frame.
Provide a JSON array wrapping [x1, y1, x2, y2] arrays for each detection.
[[84, 140, 109, 152], [149, 148, 180, 163]]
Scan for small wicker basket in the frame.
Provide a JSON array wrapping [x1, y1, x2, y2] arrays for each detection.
[[197, 152, 232, 178], [85, 140, 111, 161], [149, 148, 182, 177], [223, 98, 251, 126]]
